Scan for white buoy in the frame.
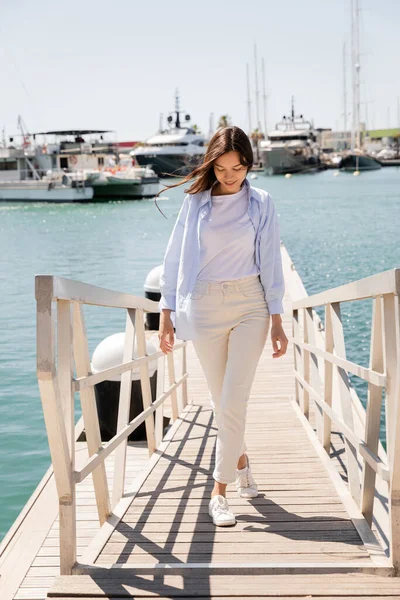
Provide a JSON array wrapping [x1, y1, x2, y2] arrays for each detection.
[[91, 332, 157, 381], [353, 170, 360, 176], [285, 173, 292, 179], [90, 333, 160, 442], [144, 265, 163, 295], [333, 171, 340, 177]]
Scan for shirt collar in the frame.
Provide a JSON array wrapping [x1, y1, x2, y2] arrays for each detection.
[[197, 177, 260, 208]]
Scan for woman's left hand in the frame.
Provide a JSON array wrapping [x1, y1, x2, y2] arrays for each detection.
[[270, 319, 288, 359]]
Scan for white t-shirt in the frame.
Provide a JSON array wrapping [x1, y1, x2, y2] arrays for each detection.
[[197, 183, 260, 281]]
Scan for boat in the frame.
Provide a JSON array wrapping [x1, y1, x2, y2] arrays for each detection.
[[0, 147, 93, 202], [259, 98, 323, 175], [130, 90, 206, 177], [341, 0, 381, 173], [340, 149, 381, 171], [0, 122, 160, 202], [62, 158, 160, 199]]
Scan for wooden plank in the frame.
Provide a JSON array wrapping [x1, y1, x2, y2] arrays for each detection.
[[38, 597, 400, 600], [47, 573, 400, 597]]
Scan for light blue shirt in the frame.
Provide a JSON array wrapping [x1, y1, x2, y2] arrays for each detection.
[[158, 177, 285, 341]]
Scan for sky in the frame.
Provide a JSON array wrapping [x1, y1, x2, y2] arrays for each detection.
[[1, 0, 399, 143]]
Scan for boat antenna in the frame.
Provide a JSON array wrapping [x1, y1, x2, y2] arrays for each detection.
[[291, 96, 295, 127], [175, 88, 181, 129]]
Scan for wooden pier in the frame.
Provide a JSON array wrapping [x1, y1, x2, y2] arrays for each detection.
[[1, 246, 400, 599]]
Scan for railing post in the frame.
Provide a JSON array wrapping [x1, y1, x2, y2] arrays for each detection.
[[135, 308, 156, 455], [72, 303, 111, 525], [57, 300, 77, 574], [167, 351, 179, 421], [361, 296, 384, 526], [330, 302, 361, 506], [302, 308, 310, 418], [154, 353, 166, 447], [181, 343, 188, 408], [112, 309, 136, 508], [305, 307, 323, 441], [35, 277, 74, 574], [322, 304, 334, 454], [292, 308, 303, 407], [382, 291, 400, 572]]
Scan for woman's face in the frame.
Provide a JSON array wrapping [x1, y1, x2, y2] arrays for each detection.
[[213, 151, 248, 195]]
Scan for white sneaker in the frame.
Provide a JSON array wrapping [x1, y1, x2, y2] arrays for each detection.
[[235, 454, 258, 498], [208, 494, 236, 526]]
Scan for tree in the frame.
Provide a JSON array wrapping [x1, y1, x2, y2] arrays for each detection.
[[250, 128, 265, 143], [217, 115, 232, 129]]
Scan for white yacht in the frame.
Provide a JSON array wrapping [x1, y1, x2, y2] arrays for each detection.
[[131, 91, 206, 177], [259, 98, 322, 175]]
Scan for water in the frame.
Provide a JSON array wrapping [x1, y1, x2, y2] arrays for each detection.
[[0, 168, 399, 540]]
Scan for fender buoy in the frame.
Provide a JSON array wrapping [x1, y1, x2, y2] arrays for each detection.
[[70, 156, 78, 165]]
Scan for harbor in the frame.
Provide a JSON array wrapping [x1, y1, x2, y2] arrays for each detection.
[[1, 0, 400, 598], [0, 167, 399, 598]]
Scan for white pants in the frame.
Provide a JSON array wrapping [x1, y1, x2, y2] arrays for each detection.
[[191, 273, 270, 484]]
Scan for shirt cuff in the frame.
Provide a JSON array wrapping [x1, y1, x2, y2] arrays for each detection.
[[158, 294, 176, 312], [267, 298, 284, 314]]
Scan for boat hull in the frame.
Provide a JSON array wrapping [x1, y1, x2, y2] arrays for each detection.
[[340, 154, 382, 171], [0, 183, 93, 202], [260, 147, 323, 175], [133, 153, 204, 177], [91, 181, 160, 199]]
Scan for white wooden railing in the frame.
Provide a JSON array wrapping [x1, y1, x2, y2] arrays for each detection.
[[35, 275, 188, 575], [291, 268, 400, 571]]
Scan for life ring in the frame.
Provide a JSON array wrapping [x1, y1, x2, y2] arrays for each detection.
[[70, 156, 78, 165]]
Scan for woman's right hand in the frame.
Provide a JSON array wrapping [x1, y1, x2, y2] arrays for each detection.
[[158, 310, 175, 354]]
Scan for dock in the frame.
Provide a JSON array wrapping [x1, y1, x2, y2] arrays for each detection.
[[1, 246, 400, 599]]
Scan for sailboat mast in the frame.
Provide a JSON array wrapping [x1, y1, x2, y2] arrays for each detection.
[[246, 63, 252, 135], [350, 0, 356, 150], [254, 43, 261, 132], [261, 56, 268, 138], [343, 42, 348, 135], [354, 0, 361, 149]]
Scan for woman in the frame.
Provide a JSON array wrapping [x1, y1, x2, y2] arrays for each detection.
[[157, 126, 288, 527]]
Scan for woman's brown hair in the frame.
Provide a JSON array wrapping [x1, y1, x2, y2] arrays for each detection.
[[154, 126, 254, 218]]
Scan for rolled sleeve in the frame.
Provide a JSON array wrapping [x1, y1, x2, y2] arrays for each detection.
[[158, 294, 176, 312], [259, 193, 285, 315]]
